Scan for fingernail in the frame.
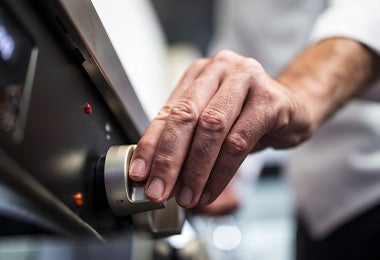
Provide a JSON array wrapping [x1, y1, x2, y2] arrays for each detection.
[[199, 190, 211, 206], [146, 178, 165, 200], [129, 158, 145, 178], [177, 186, 193, 207]]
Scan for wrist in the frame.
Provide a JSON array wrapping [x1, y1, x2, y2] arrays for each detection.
[[278, 37, 379, 130]]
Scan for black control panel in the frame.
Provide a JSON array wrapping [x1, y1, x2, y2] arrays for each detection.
[[0, 4, 36, 141], [0, 0, 148, 242]]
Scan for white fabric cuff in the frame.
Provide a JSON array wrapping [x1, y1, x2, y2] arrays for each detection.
[[310, 0, 380, 54], [309, 0, 380, 101]]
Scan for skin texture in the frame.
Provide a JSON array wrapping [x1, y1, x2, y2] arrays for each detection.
[[129, 37, 379, 209]]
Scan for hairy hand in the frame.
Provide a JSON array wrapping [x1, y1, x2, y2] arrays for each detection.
[[128, 50, 313, 208]]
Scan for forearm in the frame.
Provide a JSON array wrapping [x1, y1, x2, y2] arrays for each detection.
[[278, 37, 379, 131]]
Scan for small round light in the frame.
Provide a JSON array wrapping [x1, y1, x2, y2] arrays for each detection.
[[74, 192, 84, 206], [84, 103, 93, 114], [212, 224, 242, 251]]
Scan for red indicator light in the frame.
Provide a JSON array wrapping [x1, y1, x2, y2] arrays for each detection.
[[84, 103, 92, 114]]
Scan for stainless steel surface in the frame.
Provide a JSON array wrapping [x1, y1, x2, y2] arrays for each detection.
[[132, 199, 185, 237], [51, 0, 150, 142], [104, 145, 165, 216], [148, 198, 185, 237]]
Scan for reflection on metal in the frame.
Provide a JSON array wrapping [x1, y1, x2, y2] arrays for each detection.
[[148, 198, 185, 237], [133, 199, 185, 238], [104, 145, 165, 216], [105, 122, 112, 141], [51, 0, 150, 142], [0, 149, 105, 241], [0, 25, 15, 61], [50, 150, 87, 177], [0, 2, 38, 142], [104, 145, 185, 236]]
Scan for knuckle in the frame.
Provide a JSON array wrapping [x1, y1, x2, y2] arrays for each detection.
[[230, 58, 264, 84], [183, 59, 209, 79], [249, 79, 280, 105], [241, 58, 264, 80], [190, 58, 209, 70], [138, 137, 156, 151], [274, 110, 291, 131], [213, 50, 237, 63], [225, 132, 250, 156], [169, 99, 199, 125], [199, 107, 228, 133], [241, 57, 262, 71], [155, 104, 172, 120]]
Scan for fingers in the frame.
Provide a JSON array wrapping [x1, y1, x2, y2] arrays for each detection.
[[129, 58, 209, 182], [144, 59, 229, 203], [131, 50, 294, 209], [173, 53, 271, 208], [199, 92, 271, 204], [175, 71, 251, 208], [128, 108, 169, 182], [199, 75, 293, 204]]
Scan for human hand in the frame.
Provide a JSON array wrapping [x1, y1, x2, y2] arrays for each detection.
[[128, 50, 313, 208]]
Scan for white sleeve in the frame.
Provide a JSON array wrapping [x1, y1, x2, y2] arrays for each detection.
[[309, 0, 380, 101], [310, 0, 380, 54]]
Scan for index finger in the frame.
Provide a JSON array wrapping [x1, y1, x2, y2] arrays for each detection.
[[144, 61, 229, 203], [129, 59, 209, 182]]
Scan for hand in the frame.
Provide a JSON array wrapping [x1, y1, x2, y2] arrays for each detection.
[[129, 37, 378, 209], [128, 50, 313, 209]]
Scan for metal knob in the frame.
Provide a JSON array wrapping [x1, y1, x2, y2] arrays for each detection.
[[104, 145, 165, 216], [133, 198, 185, 238], [148, 198, 185, 237]]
